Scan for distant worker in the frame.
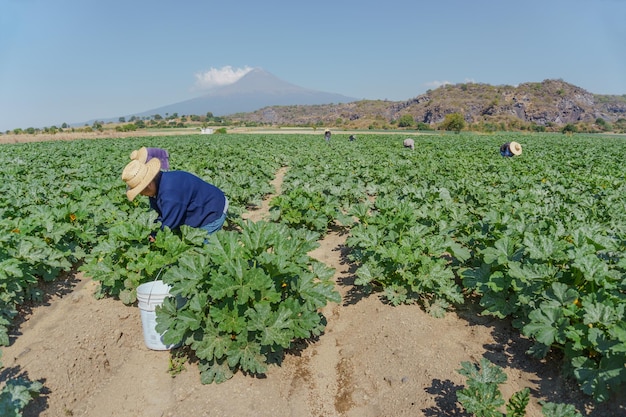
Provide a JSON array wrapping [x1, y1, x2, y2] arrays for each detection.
[[130, 147, 170, 170], [324, 129, 331, 143], [499, 141, 522, 157], [349, 135, 356, 141], [403, 138, 415, 150]]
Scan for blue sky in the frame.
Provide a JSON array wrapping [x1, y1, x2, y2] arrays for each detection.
[[1, 0, 625, 132]]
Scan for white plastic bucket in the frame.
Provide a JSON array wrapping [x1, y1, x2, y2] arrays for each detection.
[[136, 280, 178, 350]]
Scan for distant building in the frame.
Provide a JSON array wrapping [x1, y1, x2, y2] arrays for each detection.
[[200, 127, 214, 134]]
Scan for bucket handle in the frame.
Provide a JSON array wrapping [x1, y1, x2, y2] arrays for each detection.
[[146, 266, 167, 306]]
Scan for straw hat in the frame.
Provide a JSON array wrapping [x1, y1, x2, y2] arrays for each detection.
[[121, 158, 161, 201], [509, 141, 522, 155], [129, 147, 148, 163]]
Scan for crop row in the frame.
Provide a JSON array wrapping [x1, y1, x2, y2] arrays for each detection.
[[1, 132, 625, 403]]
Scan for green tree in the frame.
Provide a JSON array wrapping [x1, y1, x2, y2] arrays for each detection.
[[595, 117, 612, 132], [440, 113, 465, 133], [398, 114, 414, 128], [115, 123, 137, 132], [562, 123, 577, 134], [531, 123, 546, 132]]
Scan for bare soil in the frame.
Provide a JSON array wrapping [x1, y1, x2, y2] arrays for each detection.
[[1, 140, 625, 417]]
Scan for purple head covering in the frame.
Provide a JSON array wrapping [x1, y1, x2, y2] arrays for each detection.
[[146, 147, 170, 170]]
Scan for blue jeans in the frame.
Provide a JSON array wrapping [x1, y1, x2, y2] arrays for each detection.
[[199, 211, 227, 237]]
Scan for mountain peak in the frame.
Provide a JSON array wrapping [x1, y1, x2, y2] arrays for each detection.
[[127, 69, 356, 118], [207, 68, 310, 96]]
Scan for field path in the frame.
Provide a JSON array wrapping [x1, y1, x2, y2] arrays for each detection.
[[241, 166, 288, 222]]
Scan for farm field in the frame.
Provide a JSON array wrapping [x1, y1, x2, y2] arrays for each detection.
[[1, 132, 626, 417]]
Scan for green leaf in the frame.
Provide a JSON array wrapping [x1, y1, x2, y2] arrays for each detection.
[[246, 303, 293, 347], [0, 377, 43, 416], [207, 231, 244, 264], [118, 289, 134, 305], [171, 308, 203, 332], [507, 261, 557, 285], [458, 358, 507, 385], [505, 387, 530, 417], [210, 303, 247, 334], [0, 326, 9, 346], [355, 263, 381, 287], [447, 240, 471, 262], [181, 225, 211, 246], [0, 259, 23, 279], [545, 282, 578, 306], [291, 307, 325, 338], [572, 254, 610, 286], [295, 272, 340, 309], [198, 358, 234, 384], [540, 401, 583, 417], [191, 326, 231, 362], [164, 253, 210, 297], [456, 359, 507, 417], [383, 284, 408, 306], [523, 304, 566, 346], [482, 236, 520, 265], [523, 233, 567, 261], [208, 266, 245, 300], [240, 267, 275, 304], [608, 321, 626, 344], [583, 302, 621, 327], [226, 337, 267, 375], [461, 263, 491, 292], [571, 354, 626, 402]]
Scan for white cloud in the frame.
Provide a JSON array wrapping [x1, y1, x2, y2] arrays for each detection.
[[424, 80, 452, 89], [424, 78, 476, 89], [194, 66, 254, 90]]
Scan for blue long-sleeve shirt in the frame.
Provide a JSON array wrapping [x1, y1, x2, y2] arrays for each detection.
[[149, 171, 226, 230], [500, 142, 513, 157]]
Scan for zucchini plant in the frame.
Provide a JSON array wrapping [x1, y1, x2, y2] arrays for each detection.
[[457, 358, 583, 417], [155, 221, 341, 383]]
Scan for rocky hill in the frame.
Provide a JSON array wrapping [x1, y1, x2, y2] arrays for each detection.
[[229, 79, 626, 130]]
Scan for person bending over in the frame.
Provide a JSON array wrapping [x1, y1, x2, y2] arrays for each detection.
[[121, 159, 228, 239], [499, 141, 522, 157]]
